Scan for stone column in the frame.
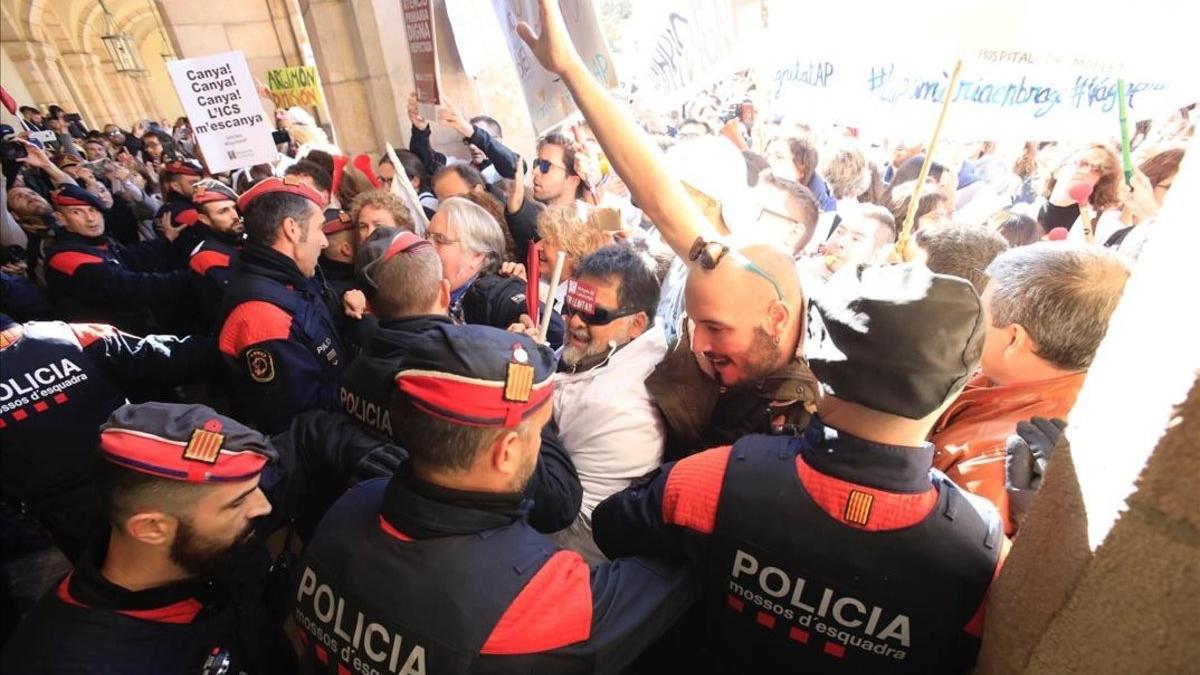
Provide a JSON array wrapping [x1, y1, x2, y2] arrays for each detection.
[[61, 52, 125, 126], [2, 41, 69, 110]]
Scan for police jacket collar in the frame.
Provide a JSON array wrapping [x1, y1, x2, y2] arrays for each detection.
[[64, 535, 207, 621], [799, 418, 935, 494], [200, 225, 244, 247], [54, 229, 108, 248], [318, 257, 354, 282], [370, 315, 453, 355], [379, 464, 528, 540], [239, 243, 308, 287]]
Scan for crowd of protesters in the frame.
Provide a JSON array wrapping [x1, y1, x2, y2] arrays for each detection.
[[0, 0, 1192, 671]]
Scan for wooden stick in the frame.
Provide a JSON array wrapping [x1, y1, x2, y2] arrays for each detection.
[[538, 251, 567, 343], [896, 59, 964, 258], [1079, 203, 1095, 243]]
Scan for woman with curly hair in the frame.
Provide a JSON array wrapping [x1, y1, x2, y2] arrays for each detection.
[[1038, 143, 1122, 241]]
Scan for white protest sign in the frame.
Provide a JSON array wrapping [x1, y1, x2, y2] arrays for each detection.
[[629, 0, 739, 110], [760, 0, 1198, 141], [490, 0, 617, 134], [167, 52, 275, 173]]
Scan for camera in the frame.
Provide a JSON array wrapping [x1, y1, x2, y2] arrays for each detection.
[[0, 139, 28, 163]]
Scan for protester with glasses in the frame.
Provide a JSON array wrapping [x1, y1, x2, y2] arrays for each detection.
[[548, 243, 668, 563], [1037, 142, 1122, 235], [533, 132, 588, 208]]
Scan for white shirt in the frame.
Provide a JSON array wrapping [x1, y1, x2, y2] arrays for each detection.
[[552, 325, 668, 521]]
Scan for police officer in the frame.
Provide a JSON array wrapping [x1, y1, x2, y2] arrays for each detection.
[[43, 184, 190, 334], [188, 179, 244, 331], [296, 323, 695, 674], [0, 313, 216, 558], [218, 176, 345, 434], [339, 229, 582, 532], [154, 158, 206, 261], [593, 264, 1009, 674], [2, 401, 407, 674], [317, 207, 358, 300]]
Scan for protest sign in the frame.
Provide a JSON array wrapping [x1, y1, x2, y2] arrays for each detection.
[[167, 52, 275, 173], [629, 0, 739, 110], [759, 0, 1198, 141], [403, 0, 442, 105], [490, 0, 617, 134], [266, 66, 324, 109]]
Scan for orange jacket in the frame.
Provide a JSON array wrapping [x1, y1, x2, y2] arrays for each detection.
[[931, 371, 1086, 534]]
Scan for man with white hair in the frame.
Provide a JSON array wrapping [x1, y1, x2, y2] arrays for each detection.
[[426, 196, 564, 347]]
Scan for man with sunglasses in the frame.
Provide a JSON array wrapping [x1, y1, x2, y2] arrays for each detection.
[[550, 244, 667, 563], [533, 132, 588, 208]]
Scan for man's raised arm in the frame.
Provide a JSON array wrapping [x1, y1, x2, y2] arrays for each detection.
[[516, 0, 718, 258]]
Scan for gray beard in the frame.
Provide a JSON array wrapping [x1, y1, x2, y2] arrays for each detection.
[[562, 324, 631, 369]]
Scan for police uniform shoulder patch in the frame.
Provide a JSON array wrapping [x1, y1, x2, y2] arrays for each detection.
[[246, 347, 276, 383], [844, 490, 874, 526]]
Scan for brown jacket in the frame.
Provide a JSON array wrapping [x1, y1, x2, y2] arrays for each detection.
[[930, 371, 1085, 534], [645, 330, 820, 461]]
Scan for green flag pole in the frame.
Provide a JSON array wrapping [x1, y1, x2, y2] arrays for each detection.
[[1117, 78, 1133, 185]]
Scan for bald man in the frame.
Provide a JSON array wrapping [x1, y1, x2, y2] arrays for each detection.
[[646, 242, 819, 460]]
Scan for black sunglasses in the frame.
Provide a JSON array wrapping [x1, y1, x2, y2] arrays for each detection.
[[563, 303, 641, 326]]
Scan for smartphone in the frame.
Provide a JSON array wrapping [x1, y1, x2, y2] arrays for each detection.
[[271, 129, 290, 145]]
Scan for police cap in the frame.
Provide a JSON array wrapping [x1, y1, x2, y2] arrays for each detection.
[[51, 183, 106, 212], [236, 176, 328, 212], [99, 402, 276, 483], [321, 208, 353, 236], [354, 228, 432, 293], [395, 324, 556, 428], [161, 158, 205, 177], [192, 178, 239, 206], [806, 263, 985, 419]]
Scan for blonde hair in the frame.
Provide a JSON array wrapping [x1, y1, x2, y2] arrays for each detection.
[[536, 206, 612, 261], [350, 189, 413, 232]]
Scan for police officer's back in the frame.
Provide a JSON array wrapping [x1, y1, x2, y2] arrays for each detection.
[[217, 177, 346, 433], [593, 264, 1010, 674], [0, 313, 216, 558], [296, 324, 695, 674]]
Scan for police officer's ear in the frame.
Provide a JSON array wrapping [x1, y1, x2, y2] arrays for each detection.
[[488, 428, 526, 478], [123, 510, 178, 547], [435, 278, 451, 313]]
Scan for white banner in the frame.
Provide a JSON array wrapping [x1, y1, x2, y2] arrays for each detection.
[[759, 0, 1198, 141], [490, 0, 618, 134], [167, 52, 276, 173], [629, 0, 739, 110]]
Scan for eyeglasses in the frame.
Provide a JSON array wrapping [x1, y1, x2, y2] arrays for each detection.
[[756, 205, 802, 230], [688, 237, 784, 301], [563, 303, 642, 326], [425, 232, 460, 246], [535, 158, 567, 174]]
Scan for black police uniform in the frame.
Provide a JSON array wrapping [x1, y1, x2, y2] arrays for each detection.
[[337, 314, 582, 532], [453, 273, 565, 349], [2, 537, 294, 675], [188, 226, 242, 333], [0, 319, 216, 558], [593, 422, 1005, 674], [44, 230, 190, 335], [218, 243, 346, 434], [295, 470, 696, 675], [1, 404, 406, 675]]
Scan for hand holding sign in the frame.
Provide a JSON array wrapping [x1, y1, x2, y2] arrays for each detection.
[[407, 93, 429, 131]]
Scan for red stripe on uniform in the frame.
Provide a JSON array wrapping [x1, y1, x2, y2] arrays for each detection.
[[218, 301, 293, 356], [480, 550, 592, 654], [190, 250, 232, 276], [796, 457, 937, 531], [378, 515, 414, 542], [33, 401, 48, 412], [824, 642, 846, 658], [661, 446, 733, 535], [48, 251, 104, 276], [117, 598, 204, 624], [177, 209, 200, 226]]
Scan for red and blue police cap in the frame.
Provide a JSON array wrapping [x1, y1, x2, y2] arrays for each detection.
[[322, 208, 353, 236], [191, 178, 239, 206], [395, 324, 555, 428], [161, 159, 205, 177], [51, 183, 107, 212], [99, 402, 275, 483], [806, 263, 985, 420], [354, 227, 433, 293], [236, 175, 328, 212]]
